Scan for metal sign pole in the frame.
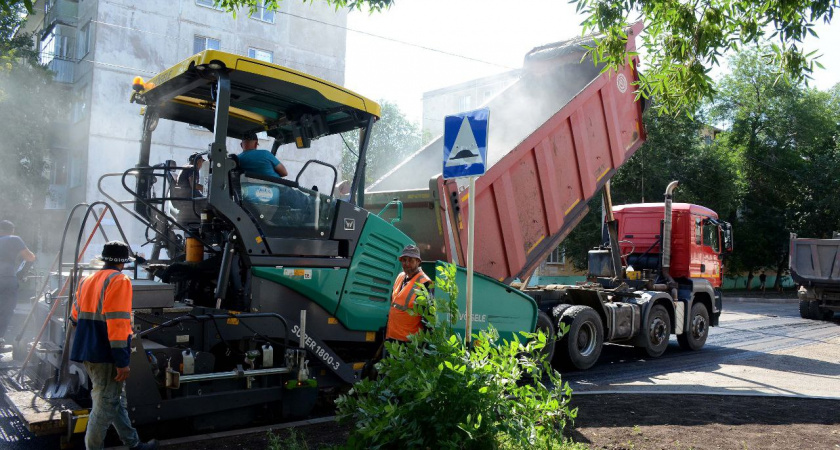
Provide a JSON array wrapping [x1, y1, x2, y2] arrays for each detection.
[[465, 175, 476, 345]]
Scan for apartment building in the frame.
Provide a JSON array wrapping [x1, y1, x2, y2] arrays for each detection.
[[23, 0, 350, 254]]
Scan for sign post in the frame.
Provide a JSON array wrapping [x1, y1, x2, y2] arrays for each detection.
[[443, 108, 489, 345]]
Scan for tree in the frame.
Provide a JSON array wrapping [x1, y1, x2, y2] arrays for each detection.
[[711, 46, 840, 288], [562, 105, 740, 271], [0, 7, 68, 237], [572, 0, 838, 114], [1, 0, 393, 14], [340, 99, 421, 184]]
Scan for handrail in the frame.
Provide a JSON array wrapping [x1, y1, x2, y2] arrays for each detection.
[[377, 199, 403, 224], [136, 313, 290, 351]]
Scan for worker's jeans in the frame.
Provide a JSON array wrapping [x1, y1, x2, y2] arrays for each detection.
[[0, 276, 18, 339], [84, 362, 140, 449]]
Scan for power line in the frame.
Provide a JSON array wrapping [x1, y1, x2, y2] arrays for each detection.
[[275, 10, 516, 70]]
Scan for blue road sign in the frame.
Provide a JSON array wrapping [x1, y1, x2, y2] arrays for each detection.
[[443, 108, 489, 179]]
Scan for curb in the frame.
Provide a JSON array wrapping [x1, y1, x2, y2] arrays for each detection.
[[572, 390, 840, 400], [107, 416, 337, 449], [724, 296, 798, 304]]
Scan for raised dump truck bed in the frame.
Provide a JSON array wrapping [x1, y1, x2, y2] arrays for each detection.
[[367, 24, 646, 283]]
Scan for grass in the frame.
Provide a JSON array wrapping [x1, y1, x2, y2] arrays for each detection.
[[266, 429, 309, 450]]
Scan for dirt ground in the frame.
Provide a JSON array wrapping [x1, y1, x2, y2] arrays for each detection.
[[184, 394, 840, 449]]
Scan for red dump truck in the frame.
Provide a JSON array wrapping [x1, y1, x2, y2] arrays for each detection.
[[790, 233, 840, 320], [367, 24, 733, 369]]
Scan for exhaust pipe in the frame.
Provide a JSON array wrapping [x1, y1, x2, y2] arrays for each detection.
[[662, 181, 679, 299]]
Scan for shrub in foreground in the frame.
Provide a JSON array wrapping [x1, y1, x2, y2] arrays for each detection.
[[336, 263, 578, 449]]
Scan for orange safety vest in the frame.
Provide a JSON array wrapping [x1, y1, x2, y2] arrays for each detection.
[[385, 270, 431, 342], [70, 269, 134, 367]]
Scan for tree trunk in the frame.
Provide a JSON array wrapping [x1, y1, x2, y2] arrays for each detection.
[[775, 250, 789, 292]]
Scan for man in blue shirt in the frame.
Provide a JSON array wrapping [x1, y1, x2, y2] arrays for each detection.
[[0, 220, 36, 344], [238, 133, 288, 178]]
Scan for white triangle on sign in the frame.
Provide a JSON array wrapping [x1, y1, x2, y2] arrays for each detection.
[[445, 116, 484, 167]]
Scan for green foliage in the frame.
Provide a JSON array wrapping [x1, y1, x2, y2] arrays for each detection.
[[266, 429, 310, 450], [0, 7, 69, 226], [336, 262, 577, 449], [339, 99, 422, 184], [572, 0, 838, 114], [710, 46, 840, 275], [2, 0, 392, 14], [562, 105, 739, 271], [217, 0, 391, 18]]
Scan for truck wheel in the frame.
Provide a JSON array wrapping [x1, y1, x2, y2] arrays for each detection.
[[677, 303, 709, 351], [812, 301, 834, 320], [555, 305, 603, 370], [535, 311, 556, 363], [799, 299, 812, 319], [807, 300, 825, 320], [639, 304, 671, 358]]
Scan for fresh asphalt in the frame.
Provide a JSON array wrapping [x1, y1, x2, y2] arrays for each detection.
[[562, 296, 840, 398], [1, 296, 836, 448]]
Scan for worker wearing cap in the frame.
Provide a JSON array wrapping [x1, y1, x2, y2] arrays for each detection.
[[238, 132, 288, 179], [385, 245, 432, 342], [0, 220, 36, 344], [70, 241, 157, 450], [176, 152, 205, 197]]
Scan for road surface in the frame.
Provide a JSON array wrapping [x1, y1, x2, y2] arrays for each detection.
[[563, 298, 840, 398], [1, 297, 837, 448]]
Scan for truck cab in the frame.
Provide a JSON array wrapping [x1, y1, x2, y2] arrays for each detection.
[[614, 203, 733, 288]]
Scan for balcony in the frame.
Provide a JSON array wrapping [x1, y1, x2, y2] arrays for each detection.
[[41, 0, 78, 36], [47, 57, 74, 83]]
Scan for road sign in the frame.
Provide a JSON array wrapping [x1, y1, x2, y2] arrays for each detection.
[[443, 108, 489, 179]]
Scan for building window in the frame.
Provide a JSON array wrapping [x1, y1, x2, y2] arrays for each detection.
[[458, 95, 472, 112], [248, 48, 273, 63], [193, 35, 220, 54], [546, 246, 566, 265], [71, 100, 87, 122], [71, 85, 88, 122], [78, 22, 91, 58], [251, 1, 275, 23], [196, 0, 223, 10]]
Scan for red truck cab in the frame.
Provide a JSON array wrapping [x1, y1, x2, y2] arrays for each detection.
[[613, 203, 731, 287]]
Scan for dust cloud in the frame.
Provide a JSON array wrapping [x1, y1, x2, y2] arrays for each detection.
[[367, 34, 603, 194]]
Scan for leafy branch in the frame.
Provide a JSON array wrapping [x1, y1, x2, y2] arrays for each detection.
[[572, 0, 838, 114]]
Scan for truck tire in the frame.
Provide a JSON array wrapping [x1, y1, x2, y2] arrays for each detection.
[[535, 311, 556, 363], [555, 305, 603, 370], [799, 299, 812, 319], [809, 300, 834, 320], [639, 304, 671, 358], [677, 302, 709, 351]]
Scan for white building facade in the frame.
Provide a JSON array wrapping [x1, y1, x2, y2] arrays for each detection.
[[27, 0, 350, 256]]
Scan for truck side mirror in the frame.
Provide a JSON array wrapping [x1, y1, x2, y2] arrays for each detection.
[[721, 222, 734, 254]]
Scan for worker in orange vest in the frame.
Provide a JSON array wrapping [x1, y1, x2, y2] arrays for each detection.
[[70, 241, 157, 450], [385, 245, 432, 342]]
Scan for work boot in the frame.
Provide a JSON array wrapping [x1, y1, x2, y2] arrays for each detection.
[[130, 440, 159, 450]]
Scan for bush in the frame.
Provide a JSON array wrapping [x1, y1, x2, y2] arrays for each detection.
[[335, 263, 578, 449]]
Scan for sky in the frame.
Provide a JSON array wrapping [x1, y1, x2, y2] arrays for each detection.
[[343, 0, 840, 125]]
